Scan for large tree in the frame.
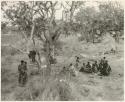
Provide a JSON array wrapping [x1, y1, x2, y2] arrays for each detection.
[[1, 1, 82, 76]]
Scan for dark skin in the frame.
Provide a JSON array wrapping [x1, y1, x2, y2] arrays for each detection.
[[100, 60, 111, 76], [79, 63, 85, 72], [18, 60, 28, 86], [18, 60, 25, 85], [24, 61, 27, 71], [81, 61, 92, 73], [18, 60, 25, 73], [86, 62, 91, 68]]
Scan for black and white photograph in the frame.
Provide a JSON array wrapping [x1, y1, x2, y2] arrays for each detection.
[[1, 0, 124, 101]]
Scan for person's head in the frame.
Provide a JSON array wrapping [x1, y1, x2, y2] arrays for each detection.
[[88, 62, 90, 64], [103, 57, 106, 59], [70, 63, 72, 66], [21, 60, 24, 64], [83, 63, 85, 65]]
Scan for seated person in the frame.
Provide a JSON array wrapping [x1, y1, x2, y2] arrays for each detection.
[[79, 63, 85, 72], [98, 60, 103, 72], [100, 60, 111, 76], [84, 62, 92, 73], [92, 61, 98, 73]]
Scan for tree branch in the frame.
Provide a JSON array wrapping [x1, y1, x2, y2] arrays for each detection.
[[8, 44, 28, 54], [61, 3, 68, 10]]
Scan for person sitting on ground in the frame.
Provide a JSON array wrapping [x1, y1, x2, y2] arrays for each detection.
[[106, 61, 112, 75], [100, 60, 111, 76], [92, 61, 98, 73], [84, 62, 92, 73], [98, 59, 103, 71], [105, 60, 111, 73], [98, 57, 108, 74], [79, 63, 85, 72]]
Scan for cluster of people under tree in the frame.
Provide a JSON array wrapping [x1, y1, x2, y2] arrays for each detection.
[[80, 57, 111, 76], [68, 56, 112, 76]]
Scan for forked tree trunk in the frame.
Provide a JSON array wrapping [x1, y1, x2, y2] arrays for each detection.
[[31, 23, 42, 72]]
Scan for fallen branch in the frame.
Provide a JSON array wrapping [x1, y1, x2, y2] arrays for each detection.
[[8, 44, 28, 54]]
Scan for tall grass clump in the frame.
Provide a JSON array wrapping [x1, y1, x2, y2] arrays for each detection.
[[14, 71, 74, 101]]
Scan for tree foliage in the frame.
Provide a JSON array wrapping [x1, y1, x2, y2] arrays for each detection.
[[75, 1, 124, 43]]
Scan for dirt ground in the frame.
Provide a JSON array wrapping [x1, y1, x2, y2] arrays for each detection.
[[1, 34, 124, 101]]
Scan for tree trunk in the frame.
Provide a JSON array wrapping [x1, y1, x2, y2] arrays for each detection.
[[92, 29, 95, 43], [45, 41, 51, 76], [32, 37, 42, 72], [31, 22, 42, 72], [52, 45, 55, 59]]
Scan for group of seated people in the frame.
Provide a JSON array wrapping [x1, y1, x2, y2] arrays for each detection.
[[63, 56, 112, 76], [80, 57, 112, 76]]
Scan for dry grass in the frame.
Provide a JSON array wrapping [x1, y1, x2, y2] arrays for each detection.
[[1, 34, 124, 101]]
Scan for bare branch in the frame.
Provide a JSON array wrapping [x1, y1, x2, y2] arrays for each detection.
[[9, 44, 28, 54], [61, 3, 68, 10], [66, 1, 71, 7]]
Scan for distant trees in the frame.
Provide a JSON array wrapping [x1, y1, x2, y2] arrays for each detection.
[[75, 1, 124, 43], [98, 1, 124, 43]]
